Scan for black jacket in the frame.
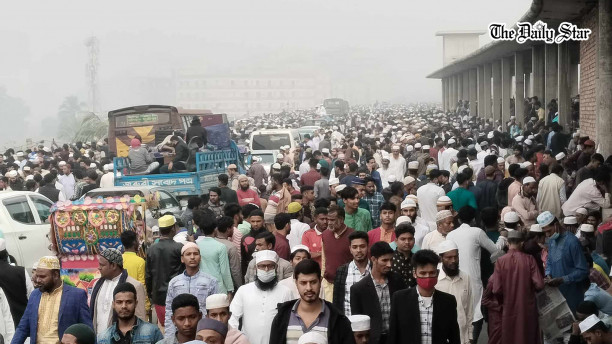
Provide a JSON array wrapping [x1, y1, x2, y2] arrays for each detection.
[[269, 299, 355, 344], [145, 238, 184, 305], [186, 125, 208, 146], [388, 287, 460, 344], [350, 272, 407, 344], [38, 184, 60, 202], [332, 261, 373, 314], [0, 261, 28, 325], [173, 142, 190, 164]]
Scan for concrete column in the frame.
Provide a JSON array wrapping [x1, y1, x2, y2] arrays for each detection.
[[469, 68, 477, 116], [525, 73, 531, 99], [442, 78, 447, 112], [447, 77, 453, 110], [515, 52, 525, 125], [492, 60, 502, 123], [484, 63, 492, 118], [597, 0, 612, 158], [454, 74, 460, 107], [545, 44, 558, 116], [450, 75, 456, 108], [532, 45, 545, 99], [557, 42, 571, 128], [501, 57, 512, 130], [477, 65, 485, 118], [457, 74, 463, 101], [463, 71, 470, 104]]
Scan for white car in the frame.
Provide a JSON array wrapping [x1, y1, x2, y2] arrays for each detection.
[[0, 191, 54, 270]]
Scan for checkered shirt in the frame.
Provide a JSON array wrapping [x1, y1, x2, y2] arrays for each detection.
[[417, 289, 434, 344], [372, 275, 391, 333], [363, 192, 385, 228], [344, 261, 371, 316]]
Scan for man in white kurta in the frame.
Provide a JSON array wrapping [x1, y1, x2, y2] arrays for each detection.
[[446, 212, 507, 331], [229, 250, 293, 344], [416, 171, 446, 224], [388, 145, 406, 179]]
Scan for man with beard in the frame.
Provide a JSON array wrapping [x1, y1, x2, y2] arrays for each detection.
[[333, 231, 371, 317], [490, 231, 544, 344], [12, 256, 93, 344], [98, 283, 163, 344], [229, 250, 293, 344], [377, 154, 392, 189], [435, 240, 473, 344], [421, 210, 454, 252], [270, 259, 355, 344], [350, 242, 407, 344], [399, 198, 430, 248], [511, 176, 539, 227], [157, 294, 202, 344], [236, 175, 260, 207], [244, 231, 294, 283], [240, 209, 267, 276], [301, 208, 328, 267]]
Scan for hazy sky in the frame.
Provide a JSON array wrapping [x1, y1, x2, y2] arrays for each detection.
[[0, 0, 531, 141]]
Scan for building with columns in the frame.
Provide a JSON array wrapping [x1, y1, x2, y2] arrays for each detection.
[[428, 0, 612, 158]]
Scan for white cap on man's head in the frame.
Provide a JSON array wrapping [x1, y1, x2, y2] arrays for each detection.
[[291, 245, 310, 253], [255, 250, 278, 264], [348, 314, 371, 332], [401, 198, 417, 209], [579, 314, 604, 334], [408, 161, 419, 169], [530, 224, 542, 233], [555, 152, 566, 161], [497, 157, 505, 164], [277, 154, 284, 159], [503, 212, 520, 223], [206, 294, 230, 310], [563, 216, 577, 225], [272, 163, 281, 170], [58, 161, 67, 167], [522, 176, 536, 184], [576, 208, 589, 215], [580, 224, 595, 233], [395, 216, 412, 226], [436, 240, 458, 255]]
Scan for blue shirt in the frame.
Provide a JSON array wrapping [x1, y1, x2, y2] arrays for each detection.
[[585, 283, 612, 315], [545, 232, 589, 312]]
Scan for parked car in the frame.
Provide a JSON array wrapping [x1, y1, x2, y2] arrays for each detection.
[[83, 186, 183, 228], [0, 191, 54, 270]]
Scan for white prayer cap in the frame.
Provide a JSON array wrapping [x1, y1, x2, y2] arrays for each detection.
[[43, 147, 51, 153], [89, 163, 97, 168], [395, 216, 412, 226], [206, 294, 230, 310], [436, 210, 453, 222], [335, 184, 347, 193], [406, 145, 414, 152], [23, 166, 31, 171], [0, 238, 5, 251], [7, 170, 18, 178], [272, 163, 281, 170], [555, 152, 566, 161], [422, 145, 431, 150], [392, 145, 400, 150], [521, 161, 532, 168], [524, 139, 533, 146], [408, 161, 419, 169], [15, 152, 24, 157], [529, 224, 542, 233], [415, 143, 422, 148], [277, 154, 284, 159], [576, 207, 589, 215], [563, 216, 577, 225], [522, 176, 536, 184], [69, 153, 74, 158], [436, 196, 452, 206], [348, 314, 371, 332], [448, 138, 456, 144], [579, 314, 604, 334], [388, 175, 397, 183], [515, 136, 524, 142], [403, 176, 415, 185], [255, 250, 278, 264], [436, 240, 458, 255], [298, 332, 328, 344], [580, 224, 595, 233], [537, 211, 556, 227], [487, 132, 494, 139], [503, 211, 520, 223], [103, 164, 114, 171], [329, 178, 340, 185], [401, 198, 417, 209], [426, 164, 438, 171], [497, 157, 505, 164], [291, 245, 310, 254], [322, 148, 330, 154], [58, 161, 67, 166], [25, 175, 34, 181], [406, 194, 418, 204]]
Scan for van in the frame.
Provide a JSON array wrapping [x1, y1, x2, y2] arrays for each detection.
[[0, 191, 54, 270], [248, 129, 299, 152]]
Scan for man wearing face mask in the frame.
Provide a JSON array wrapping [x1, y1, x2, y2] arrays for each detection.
[[538, 211, 589, 313], [435, 240, 473, 344], [490, 231, 544, 344], [229, 250, 293, 344], [388, 249, 460, 344]]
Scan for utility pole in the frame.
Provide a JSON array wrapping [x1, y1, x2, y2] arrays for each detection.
[[85, 36, 99, 113]]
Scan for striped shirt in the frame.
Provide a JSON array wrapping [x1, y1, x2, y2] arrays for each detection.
[[286, 300, 330, 344]]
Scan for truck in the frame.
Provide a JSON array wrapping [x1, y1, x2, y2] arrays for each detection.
[[108, 105, 245, 200], [323, 98, 350, 116]]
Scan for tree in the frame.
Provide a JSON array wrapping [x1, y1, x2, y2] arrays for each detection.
[[56, 96, 107, 143], [0, 87, 30, 146]]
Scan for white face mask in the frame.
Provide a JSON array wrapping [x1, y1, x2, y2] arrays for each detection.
[[257, 269, 276, 283]]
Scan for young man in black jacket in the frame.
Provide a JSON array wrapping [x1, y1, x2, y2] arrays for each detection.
[[270, 259, 355, 344], [350, 242, 407, 344]]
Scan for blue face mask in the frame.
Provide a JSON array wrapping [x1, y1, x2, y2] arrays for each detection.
[[549, 232, 560, 241]]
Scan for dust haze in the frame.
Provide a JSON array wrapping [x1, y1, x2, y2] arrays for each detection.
[[0, 0, 530, 146]]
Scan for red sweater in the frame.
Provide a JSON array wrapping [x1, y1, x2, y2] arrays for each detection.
[[322, 226, 354, 282]]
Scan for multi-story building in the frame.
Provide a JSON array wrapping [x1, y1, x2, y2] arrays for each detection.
[[175, 70, 331, 117]]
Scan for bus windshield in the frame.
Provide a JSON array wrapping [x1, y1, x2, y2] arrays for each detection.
[[251, 134, 290, 150]]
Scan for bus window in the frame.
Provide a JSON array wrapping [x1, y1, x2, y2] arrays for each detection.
[[251, 134, 290, 150]]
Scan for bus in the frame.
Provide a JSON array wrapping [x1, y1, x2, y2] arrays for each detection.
[[108, 105, 227, 157], [323, 98, 349, 116], [108, 105, 182, 157]]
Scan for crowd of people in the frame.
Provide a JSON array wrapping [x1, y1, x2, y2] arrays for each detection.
[[0, 101, 612, 344]]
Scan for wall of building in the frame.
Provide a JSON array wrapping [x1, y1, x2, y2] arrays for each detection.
[[579, 6, 599, 140]]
